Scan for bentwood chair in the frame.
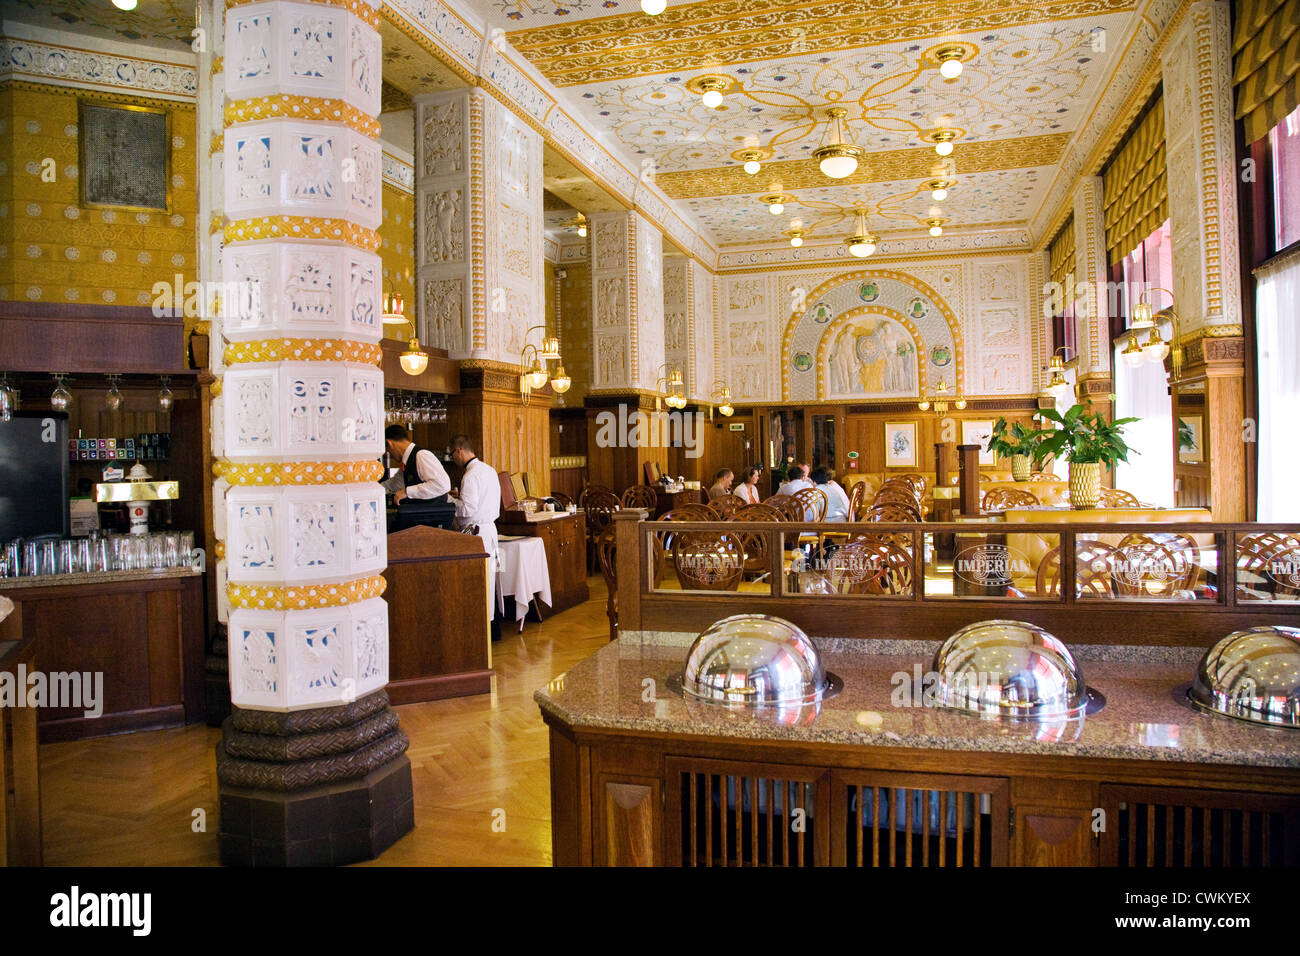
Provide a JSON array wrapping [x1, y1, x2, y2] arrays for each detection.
[[847, 480, 868, 521], [763, 494, 805, 523], [652, 506, 714, 586], [672, 530, 745, 591], [1097, 488, 1141, 508], [622, 484, 659, 509], [1113, 531, 1202, 597], [1236, 532, 1300, 600], [1035, 541, 1119, 598], [981, 487, 1040, 512], [583, 491, 621, 572], [595, 530, 618, 642], [730, 503, 786, 581], [824, 536, 914, 595], [708, 494, 743, 519], [578, 484, 614, 508], [865, 503, 921, 523]]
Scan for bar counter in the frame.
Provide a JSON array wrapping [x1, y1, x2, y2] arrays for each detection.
[[538, 633, 1300, 866]]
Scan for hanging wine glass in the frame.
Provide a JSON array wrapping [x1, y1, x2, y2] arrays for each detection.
[[157, 375, 173, 410], [105, 374, 124, 411], [51, 374, 73, 411], [0, 375, 14, 423]]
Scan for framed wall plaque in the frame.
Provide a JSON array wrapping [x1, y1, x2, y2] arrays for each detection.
[[884, 421, 917, 468], [79, 100, 171, 212]]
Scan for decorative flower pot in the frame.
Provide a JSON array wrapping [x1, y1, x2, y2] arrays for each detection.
[[1069, 461, 1102, 509], [1011, 455, 1031, 481]]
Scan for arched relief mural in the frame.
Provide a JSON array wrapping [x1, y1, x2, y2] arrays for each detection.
[[782, 270, 963, 401], [814, 308, 927, 400]]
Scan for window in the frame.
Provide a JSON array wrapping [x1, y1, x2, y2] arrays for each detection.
[[1256, 251, 1300, 521], [1269, 103, 1300, 252]]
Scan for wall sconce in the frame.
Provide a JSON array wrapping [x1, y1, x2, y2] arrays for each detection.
[[157, 376, 174, 411], [1130, 287, 1181, 382], [654, 363, 686, 410], [709, 381, 734, 418], [917, 379, 964, 414], [382, 292, 428, 376], [1042, 346, 1075, 400], [519, 326, 566, 405]]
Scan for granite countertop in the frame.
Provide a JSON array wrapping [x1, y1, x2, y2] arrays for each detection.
[[535, 632, 1300, 768], [0, 567, 201, 590]]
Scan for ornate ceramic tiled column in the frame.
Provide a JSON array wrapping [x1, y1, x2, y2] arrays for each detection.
[[212, 0, 412, 865], [664, 256, 715, 404], [589, 210, 665, 393]]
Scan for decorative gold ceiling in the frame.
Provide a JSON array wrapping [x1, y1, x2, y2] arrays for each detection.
[[504, 0, 1138, 87], [464, 0, 1141, 246], [2, 0, 196, 51]]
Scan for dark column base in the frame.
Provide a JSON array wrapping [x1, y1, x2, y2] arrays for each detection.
[[218, 755, 413, 866], [217, 690, 414, 866]]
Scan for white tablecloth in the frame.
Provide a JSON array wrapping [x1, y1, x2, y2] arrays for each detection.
[[496, 536, 552, 625]]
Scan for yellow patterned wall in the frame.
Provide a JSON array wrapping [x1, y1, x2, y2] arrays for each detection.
[[0, 83, 197, 326], [379, 180, 414, 342], [558, 260, 591, 402]]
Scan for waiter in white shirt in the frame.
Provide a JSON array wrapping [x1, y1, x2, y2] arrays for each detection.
[[448, 434, 501, 616], [384, 424, 450, 503]]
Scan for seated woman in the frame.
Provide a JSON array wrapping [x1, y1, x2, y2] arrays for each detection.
[[810, 466, 851, 522], [708, 468, 734, 499], [734, 465, 762, 505]]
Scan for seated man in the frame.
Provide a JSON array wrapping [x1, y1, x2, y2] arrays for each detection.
[[777, 463, 813, 497], [708, 468, 734, 499], [810, 466, 851, 522], [385, 424, 450, 503]]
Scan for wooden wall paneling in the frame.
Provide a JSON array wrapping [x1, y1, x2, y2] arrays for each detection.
[[1207, 367, 1247, 522], [547, 722, 590, 866]]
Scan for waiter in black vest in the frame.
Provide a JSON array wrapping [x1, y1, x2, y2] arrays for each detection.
[[384, 424, 450, 503]]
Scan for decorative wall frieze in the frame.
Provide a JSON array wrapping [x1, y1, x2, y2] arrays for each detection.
[[717, 228, 1032, 271], [0, 31, 198, 101]]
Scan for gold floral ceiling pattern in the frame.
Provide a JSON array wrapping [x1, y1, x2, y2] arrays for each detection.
[[3, 0, 196, 51], [461, 0, 1140, 244]]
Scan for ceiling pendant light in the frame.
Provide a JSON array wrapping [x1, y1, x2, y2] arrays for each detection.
[[696, 76, 727, 109], [925, 178, 954, 202], [738, 149, 763, 175], [927, 217, 946, 237], [640, 0, 667, 13], [760, 192, 791, 217], [112, 0, 138, 9], [813, 107, 864, 179], [936, 46, 966, 79], [845, 210, 877, 258], [769, 201, 783, 215], [932, 130, 958, 156], [788, 230, 804, 248]]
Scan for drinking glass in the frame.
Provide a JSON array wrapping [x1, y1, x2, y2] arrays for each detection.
[[38, 540, 56, 576], [56, 539, 75, 574], [76, 537, 91, 573], [91, 538, 110, 573], [23, 540, 39, 575], [5, 541, 20, 578], [163, 533, 180, 568], [179, 531, 195, 568], [148, 534, 165, 569]]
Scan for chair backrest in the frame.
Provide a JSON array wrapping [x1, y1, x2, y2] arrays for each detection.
[[872, 489, 923, 514], [792, 487, 828, 521], [1098, 487, 1141, 508], [550, 490, 573, 509], [622, 484, 659, 509], [708, 495, 743, 518], [578, 484, 614, 507], [898, 473, 927, 494], [762, 494, 803, 522], [981, 487, 1040, 512], [660, 505, 714, 520], [879, 477, 921, 499], [1237, 532, 1300, 597], [594, 530, 618, 642], [826, 536, 913, 595], [672, 530, 745, 591], [847, 480, 867, 521], [583, 490, 621, 535], [1112, 532, 1201, 596], [1035, 540, 1118, 597], [864, 503, 920, 523], [729, 504, 783, 576]]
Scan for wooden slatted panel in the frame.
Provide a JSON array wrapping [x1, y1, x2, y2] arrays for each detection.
[[836, 771, 1009, 867], [667, 758, 824, 866], [1103, 787, 1300, 867]]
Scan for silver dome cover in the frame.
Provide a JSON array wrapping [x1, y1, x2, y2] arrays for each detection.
[[1189, 626, 1300, 728], [682, 614, 830, 705], [931, 620, 1092, 720]]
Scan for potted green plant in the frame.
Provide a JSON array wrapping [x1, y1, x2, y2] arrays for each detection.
[[985, 417, 1045, 481], [1033, 403, 1138, 509]]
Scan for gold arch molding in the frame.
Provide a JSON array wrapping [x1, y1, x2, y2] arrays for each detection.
[[780, 268, 965, 400]]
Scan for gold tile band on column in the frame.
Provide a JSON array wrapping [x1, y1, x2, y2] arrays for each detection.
[[225, 217, 381, 251], [214, 539, 226, 560], [225, 0, 379, 28], [210, 134, 224, 156], [210, 214, 227, 235], [224, 339, 384, 366], [214, 460, 385, 485], [224, 96, 381, 137], [211, 377, 222, 396], [210, 56, 223, 77], [226, 574, 387, 610]]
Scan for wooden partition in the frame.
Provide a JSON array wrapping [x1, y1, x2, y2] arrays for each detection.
[[612, 512, 1300, 647]]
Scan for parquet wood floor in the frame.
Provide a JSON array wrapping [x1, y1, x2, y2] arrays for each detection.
[[38, 577, 613, 866]]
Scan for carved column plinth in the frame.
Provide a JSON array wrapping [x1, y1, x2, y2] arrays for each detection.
[[217, 691, 412, 866]]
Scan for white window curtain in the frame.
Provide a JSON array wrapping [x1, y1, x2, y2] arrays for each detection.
[[1256, 249, 1300, 521], [1114, 345, 1174, 506]]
